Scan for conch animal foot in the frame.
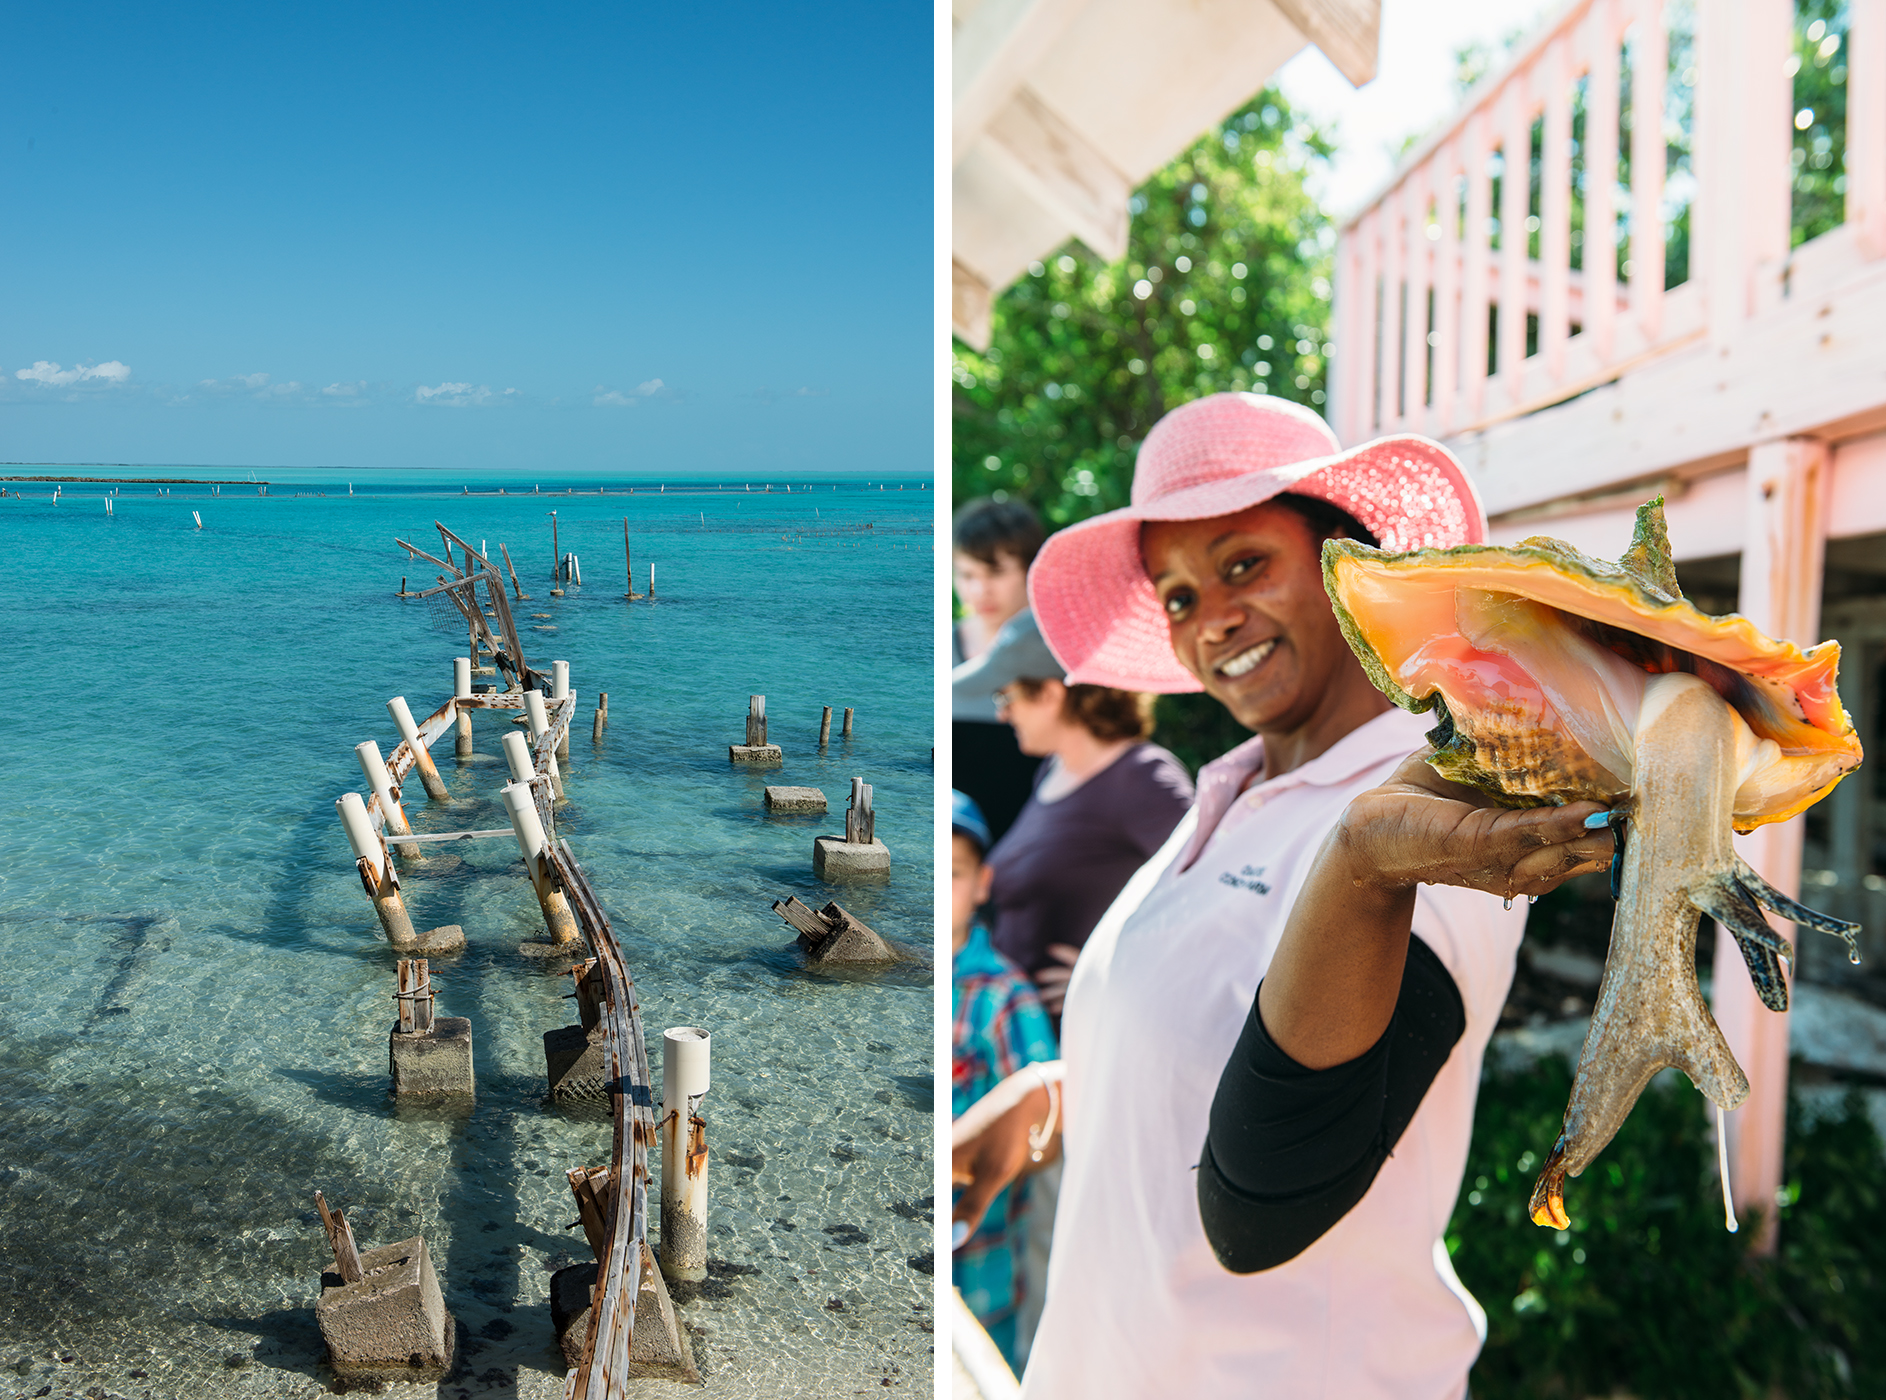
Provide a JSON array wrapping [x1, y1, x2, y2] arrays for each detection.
[[1691, 874, 1796, 1012], [1527, 1138, 1571, 1229], [1733, 857, 1863, 965]]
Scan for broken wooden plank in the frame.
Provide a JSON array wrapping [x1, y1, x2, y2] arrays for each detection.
[[315, 1190, 365, 1284]]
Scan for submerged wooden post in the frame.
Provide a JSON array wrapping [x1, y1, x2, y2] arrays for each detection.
[[501, 779, 580, 945], [355, 740, 419, 858], [453, 658, 473, 756], [396, 959, 435, 1034], [549, 512, 563, 596], [552, 661, 571, 758], [593, 694, 605, 743], [499, 541, 528, 600], [842, 706, 854, 737], [623, 518, 641, 599], [819, 705, 832, 747], [524, 690, 564, 797], [660, 1026, 711, 1283], [337, 792, 417, 945], [387, 696, 450, 801], [745, 694, 767, 747]]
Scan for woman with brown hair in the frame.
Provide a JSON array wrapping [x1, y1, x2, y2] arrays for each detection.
[[956, 612, 1194, 1016]]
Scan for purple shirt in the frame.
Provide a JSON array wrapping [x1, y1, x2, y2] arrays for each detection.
[[987, 742, 1195, 978]]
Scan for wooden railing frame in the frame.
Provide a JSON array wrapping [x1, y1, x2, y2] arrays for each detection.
[[1331, 0, 1886, 448]]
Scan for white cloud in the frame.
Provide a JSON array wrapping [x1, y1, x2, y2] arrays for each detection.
[[323, 381, 365, 396], [414, 382, 518, 407], [594, 377, 672, 406], [15, 359, 131, 386]]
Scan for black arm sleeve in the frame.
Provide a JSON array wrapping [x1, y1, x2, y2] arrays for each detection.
[[1196, 934, 1466, 1273]]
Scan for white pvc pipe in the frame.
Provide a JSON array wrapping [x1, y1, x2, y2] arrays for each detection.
[[501, 780, 549, 867], [502, 729, 535, 785], [661, 1026, 712, 1282], [336, 791, 385, 882], [454, 658, 474, 753], [388, 694, 423, 747], [388, 695, 450, 800], [552, 660, 569, 700], [524, 690, 563, 793], [354, 740, 414, 846]]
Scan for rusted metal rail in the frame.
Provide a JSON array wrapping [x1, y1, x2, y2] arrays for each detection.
[[550, 838, 656, 1399]]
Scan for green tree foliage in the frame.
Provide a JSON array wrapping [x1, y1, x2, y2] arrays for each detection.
[[951, 88, 1334, 532], [1453, 1060, 1886, 1398], [951, 90, 1335, 770], [1792, 0, 1850, 247]]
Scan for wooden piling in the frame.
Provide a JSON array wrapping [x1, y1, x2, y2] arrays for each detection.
[[819, 705, 832, 747], [550, 512, 563, 596], [623, 519, 641, 599], [315, 1191, 365, 1284], [745, 695, 767, 748], [842, 706, 854, 737], [844, 778, 875, 845], [397, 958, 435, 1034], [499, 542, 528, 600]]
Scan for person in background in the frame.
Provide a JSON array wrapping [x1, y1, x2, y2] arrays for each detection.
[[955, 611, 1194, 1018], [952, 789, 1058, 1373], [953, 497, 1047, 842]]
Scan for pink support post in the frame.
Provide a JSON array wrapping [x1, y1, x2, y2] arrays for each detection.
[[1713, 437, 1832, 1254]]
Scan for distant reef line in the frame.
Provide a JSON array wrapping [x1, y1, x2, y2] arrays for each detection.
[[2, 474, 270, 484]]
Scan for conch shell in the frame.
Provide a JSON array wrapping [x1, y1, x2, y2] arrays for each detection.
[[1323, 499, 1863, 1229]]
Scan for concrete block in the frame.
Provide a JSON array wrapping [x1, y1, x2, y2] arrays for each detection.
[[393, 923, 465, 955], [544, 1023, 607, 1100], [729, 744, 783, 765], [389, 1017, 474, 1096], [813, 836, 891, 882], [550, 1243, 699, 1383], [764, 785, 827, 814], [317, 1236, 455, 1386], [802, 905, 896, 965]]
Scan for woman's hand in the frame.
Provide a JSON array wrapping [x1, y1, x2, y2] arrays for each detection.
[[1258, 748, 1613, 1071], [1032, 943, 1081, 1015], [952, 1065, 1062, 1243], [1338, 748, 1615, 900]]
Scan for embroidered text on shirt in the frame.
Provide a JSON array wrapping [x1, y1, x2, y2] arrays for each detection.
[[1218, 865, 1272, 895]]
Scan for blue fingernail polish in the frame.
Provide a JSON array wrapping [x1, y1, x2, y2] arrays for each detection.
[[1583, 810, 1613, 829], [951, 1219, 970, 1251]]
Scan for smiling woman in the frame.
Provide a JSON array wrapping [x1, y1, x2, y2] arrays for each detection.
[[951, 393, 1618, 1400]]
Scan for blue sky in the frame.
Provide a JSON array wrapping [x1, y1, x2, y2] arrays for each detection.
[[0, 2, 932, 476]]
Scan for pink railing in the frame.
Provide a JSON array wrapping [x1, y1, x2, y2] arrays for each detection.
[[1331, 0, 1886, 447]]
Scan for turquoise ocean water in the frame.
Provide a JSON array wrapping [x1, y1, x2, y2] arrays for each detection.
[[0, 474, 935, 1398]]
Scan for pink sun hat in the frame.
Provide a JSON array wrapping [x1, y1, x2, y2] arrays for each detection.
[[1027, 392, 1487, 693]]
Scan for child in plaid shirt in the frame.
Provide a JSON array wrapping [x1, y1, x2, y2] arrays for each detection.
[[952, 790, 1057, 1371]]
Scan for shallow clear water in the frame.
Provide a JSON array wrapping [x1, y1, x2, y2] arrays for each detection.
[[0, 479, 936, 1398]]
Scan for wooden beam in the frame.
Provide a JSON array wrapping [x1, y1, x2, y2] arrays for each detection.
[[1270, 0, 1379, 87], [314, 1191, 364, 1284], [979, 87, 1130, 263], [953, 260, 993, 349], [951, 0, 1092, 163]]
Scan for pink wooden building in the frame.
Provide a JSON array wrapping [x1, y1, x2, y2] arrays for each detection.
[[1329, 0, 1886, 1246]]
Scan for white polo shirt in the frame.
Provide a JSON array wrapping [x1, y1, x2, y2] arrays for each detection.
[[1021, 707, 1525, 1400]]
